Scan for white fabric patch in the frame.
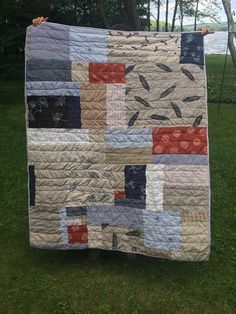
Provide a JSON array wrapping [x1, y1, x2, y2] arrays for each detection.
[[146, 164, 164, 211], [27, 128, 90, 144], [106, 84, 126, 128]]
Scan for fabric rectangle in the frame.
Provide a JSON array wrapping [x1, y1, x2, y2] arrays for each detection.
[[105, 127, 152, 148], [27, 96, 81, 129], [152, 154, 208, 165], [180, 32, 204, 65], [26, 59, 72, 82], [146, 165, 164, 211], [26, 82, 80, 96], [87, 205, 143, 229], [89, 63, 126, 83], [152, 126, 207, 155], [28, 165, 35, 206], [106, 84, 126, 128]]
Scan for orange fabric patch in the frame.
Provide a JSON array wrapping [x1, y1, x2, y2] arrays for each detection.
[[115, 190, 126, 199], [152, 126, 207, 155], [67, 225, 88, 244], [89, 63, 125, 83]]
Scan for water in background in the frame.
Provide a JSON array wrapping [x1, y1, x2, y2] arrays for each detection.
[[204, 31, 236, 54]]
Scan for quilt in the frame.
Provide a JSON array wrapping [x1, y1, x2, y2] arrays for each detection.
[[25, 22, 210, 261]]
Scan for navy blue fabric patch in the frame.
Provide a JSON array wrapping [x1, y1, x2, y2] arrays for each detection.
[[114, 198, 145, 209], [27, 96, 81, 128], [66, 206, 87, 217], [68, 96, 81, 128], [28, 165, 35, 206], [124, 165, 146, 207], [180, 32, 204, 65]]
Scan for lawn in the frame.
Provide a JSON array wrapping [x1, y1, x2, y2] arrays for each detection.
[[206, 54, 236, 104], [0, 55, 235, 314]]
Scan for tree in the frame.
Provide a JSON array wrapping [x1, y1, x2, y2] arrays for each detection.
[[171, 0, 179, 31], [153, 0, 161, 31], [222, 0, 236, 68], [194, 0, 199, 31], [179, 0, 184, 31], [165, 0, 169, 31], [147, 0, 151, 31]]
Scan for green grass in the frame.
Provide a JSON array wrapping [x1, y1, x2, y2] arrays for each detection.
[[0, 56, 236, 313], [206, 54, 236, 103]]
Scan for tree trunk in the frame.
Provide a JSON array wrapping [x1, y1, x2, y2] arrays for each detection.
[[228, 32, 236, 68], [124, 0, 142, 31], [171, 0, 178, 31], [165, 0, 169, 32], [97, 0, 110, 28], [194, 0, 199, 31], [156, 0, 160, 31], [147, 0, 151, 31], [222, 0, 236, 68], [179, 0, 183, 32]]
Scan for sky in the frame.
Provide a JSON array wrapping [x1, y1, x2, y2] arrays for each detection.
[[151, 0, 236, 25]]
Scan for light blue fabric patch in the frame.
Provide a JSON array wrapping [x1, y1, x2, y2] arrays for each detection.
[[105, 128, 152, 148], [59, 207, 69, 245], [69, 26, 107, 62], [144, 211, 181, 251], [26, 81, 80, 96]]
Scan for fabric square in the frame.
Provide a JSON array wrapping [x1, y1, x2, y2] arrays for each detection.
[[72, 61, 89, 82], [26, 23, 70, 60], [144, 211, 181, 251], [69, 27, 108, 62], [67, 225, 88, 244]]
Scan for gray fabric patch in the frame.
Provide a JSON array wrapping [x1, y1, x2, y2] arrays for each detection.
[[26, 59, 71, 82], [105, 128, 152, 148], [87, 205, 143, 229], [26, 81, 80, 96], [152, 154, 208, 165]]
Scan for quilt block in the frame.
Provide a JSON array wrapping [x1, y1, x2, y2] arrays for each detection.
[[25, 22, 210, 261]]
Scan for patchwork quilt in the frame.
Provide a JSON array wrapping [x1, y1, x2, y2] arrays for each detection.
[[25, 22, 210, 261]]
